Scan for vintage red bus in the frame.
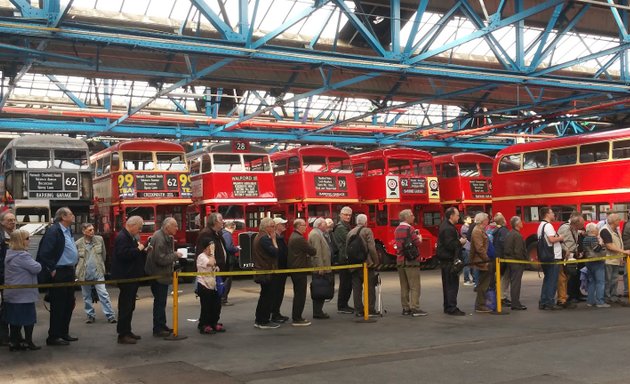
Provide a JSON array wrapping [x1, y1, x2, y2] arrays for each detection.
[[493, 127, 630, 256], [270, 145, 358, 232], [91, 140, 192, 258], [433, 153, 493, 222], [186, 142, 277, 238], [0, 135, 93, 233], [350, 148, 441, 265]]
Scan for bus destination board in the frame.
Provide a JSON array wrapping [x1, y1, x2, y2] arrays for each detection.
[[401, 178, 426, 194], [470, 180, 491, 199], [232, 175, 259, 197], [314, 176, 348, 197], [28, 172, 79, 199]]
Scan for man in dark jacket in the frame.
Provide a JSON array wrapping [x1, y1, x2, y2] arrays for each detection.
[[145, 217, 183, 337], [36, 207, 79, 346], [503, 216, 527, 310], [0, 210, 16, 345], [111, 216, 146, 345], [220, 221, 240, 306], [436, 207, 466, 316], [332, 206, 354, 314], [287, 219, 316, 326]]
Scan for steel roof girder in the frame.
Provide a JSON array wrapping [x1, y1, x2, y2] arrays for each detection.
[[9, 0, 46, 18], [331, 0, 389, 58], [407, 0, 565, 66], [402, 0, 429, 58], [190, 0, 244, 42]]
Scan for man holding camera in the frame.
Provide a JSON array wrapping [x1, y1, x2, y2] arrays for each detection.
[[437, 207, 466, 316], [145, 217, 184, 337]]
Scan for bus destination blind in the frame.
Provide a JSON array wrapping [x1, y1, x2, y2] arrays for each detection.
[[28, 172, 79, 199]]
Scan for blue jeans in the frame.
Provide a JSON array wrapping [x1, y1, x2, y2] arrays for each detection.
[[587, 261, 605, 305], [461, 249, 471, 282], [150, 282, 169, 334], [81, 283, 115, 320], [605, 264, 621, 301], [540, 264, 559, 307]]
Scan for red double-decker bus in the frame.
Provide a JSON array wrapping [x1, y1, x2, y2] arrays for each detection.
[[350, 148, 441, 265], [433, 153, 493, 222], [186, 142, 276, 238], [270, 145, 358, 230], [91, 140, 192, 258], [493, 127, 630, 256]]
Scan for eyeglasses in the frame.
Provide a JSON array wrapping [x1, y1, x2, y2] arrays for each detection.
[[25, 237, 30, 240]]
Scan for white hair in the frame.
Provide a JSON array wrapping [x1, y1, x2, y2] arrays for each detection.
[[355, 214, 367, 226], [312, 217, 326, 229], [474, 212, 489, 224]]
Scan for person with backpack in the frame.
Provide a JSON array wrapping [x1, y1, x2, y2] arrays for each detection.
[[538, 207, 565, 310], [332, 206, 354, 315], [491, 213, 510, 306], [346, 214, 378, 317], [395, 209, 427, 317], [503, 216, 528, 310], [437, 207, 466, 316]]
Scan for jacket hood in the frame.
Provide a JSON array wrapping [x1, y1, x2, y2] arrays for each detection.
[[5, 249, 28, 264]]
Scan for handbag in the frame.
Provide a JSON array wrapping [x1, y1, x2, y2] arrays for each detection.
[[216, 276, 226, 296], [310, 275, 334, 300]]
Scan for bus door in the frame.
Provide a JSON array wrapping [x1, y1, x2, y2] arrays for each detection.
[[50, 201, 91, 236], [245, 205, 270, 232]]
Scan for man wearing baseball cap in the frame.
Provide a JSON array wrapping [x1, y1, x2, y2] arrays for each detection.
[[271, 217, 289, 323]]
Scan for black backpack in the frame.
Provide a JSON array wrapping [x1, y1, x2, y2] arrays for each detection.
[[346, 227, 367, 264], [537, 222, 555, 262], [401, 227, 420, 261]]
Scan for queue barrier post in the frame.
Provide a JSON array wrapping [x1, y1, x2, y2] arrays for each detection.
[[363, 262, 369, 321], [165, 271, 187, 341], [495, 258, 502, 313]]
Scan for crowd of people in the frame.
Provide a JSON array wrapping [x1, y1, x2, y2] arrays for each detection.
[[0, 205, 629, 350]]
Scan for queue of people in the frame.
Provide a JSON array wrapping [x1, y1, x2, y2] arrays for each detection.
[[3, 205, 630, 350]]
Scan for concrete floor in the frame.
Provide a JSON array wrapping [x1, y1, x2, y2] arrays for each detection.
[[1, 270, 629, 384]]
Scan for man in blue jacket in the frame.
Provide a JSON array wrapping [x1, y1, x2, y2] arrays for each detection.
[[36, 207, 79, 346]]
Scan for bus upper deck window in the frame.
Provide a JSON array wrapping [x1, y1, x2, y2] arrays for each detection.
[[458, 162, 479, 177], [367, 159, 384, 176], [157, 153, 186, 171], [329, 157, 352, 173], [479, 163, 492, 177], [273, 159, 287, 176], [498, 154, 521, 173], [550, 147, 577, 166], [15, 149, 50, 169], [244, 154, 271, 172], [54, 149, 88, 169], [413, 160, 434, 176], [123, 152, 154, 171], [213, 154, 242, 172], [353, 163, 365, 178], [111, 153, 120, 172], [523, 150, 548, 170], [388, 159, 411, 175], [303, 156, 327, 172], [189, 157, 201, 176], [580, 142, 609, 163], [441, 163, 457, 178], [287, 157, 300, 174], [612, 140, 630, 160]]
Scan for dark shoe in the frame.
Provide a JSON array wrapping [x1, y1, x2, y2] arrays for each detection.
[[153, 330, 171, 337], [447, 309, 466, 316], [8, 342, 25, 351], [117, 335, 137, 345], [337, 307, 354, 314], [292, 318, 311, 327], [254, 322, 280, 329], [511, 305, 528, 310], [402, 309, 412, 316], [411, 309, 428, 317], [25, 342, 41, 351], [221, 301, 234, 306], [107, 318, 117, 324], [540, 304, 562, 310], [62, 335, 78, 342], [501, 299, 511, 306], [313, 313, 330, 319], [85, 316, 95, 324], [559, 301, 577, 309], [129, 333, 142, 340], [46, 338, 70, 346], [271, 315, 289, 323], [475, 306, 492, 313], [162, 326, 173, 333]]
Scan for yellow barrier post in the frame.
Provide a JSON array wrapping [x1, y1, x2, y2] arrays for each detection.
[[165, 271, 187, 341], [495, 258, 502, 313], [363, 262, 369, 320]]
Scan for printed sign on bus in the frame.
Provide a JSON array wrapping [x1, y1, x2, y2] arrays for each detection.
[[470, 180, 491, 199], [28, 172, 80, 199]]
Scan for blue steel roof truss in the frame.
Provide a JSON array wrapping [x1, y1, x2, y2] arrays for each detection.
[[0, 0, 630, 150]]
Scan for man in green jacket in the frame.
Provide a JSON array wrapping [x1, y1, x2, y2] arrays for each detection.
[[332, 206, 354, 314], [288, 219, 316, 326], [76, 223, 116, 324]]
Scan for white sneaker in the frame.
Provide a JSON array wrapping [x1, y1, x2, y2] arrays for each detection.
[[463, 281, 474, 286], [596, 303, 611, 308], [254, 322, 280, 329]]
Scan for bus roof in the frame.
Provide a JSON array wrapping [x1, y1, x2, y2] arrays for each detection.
[[188, 143, 268, 157], [433, 152, 494, 164], [350, 147, 432, 162], [496, 127, 630, 157], [105, 139, 186, 152], [270, 145, 350, 160], [4, 135, 88, 150]]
